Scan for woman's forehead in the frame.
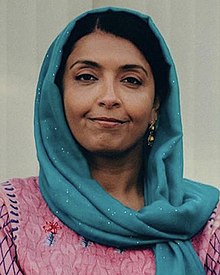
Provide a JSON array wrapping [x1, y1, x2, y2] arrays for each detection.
[[66, 31, 151, 69]]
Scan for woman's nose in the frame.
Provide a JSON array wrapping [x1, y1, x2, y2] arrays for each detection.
[[97, 80, 121, 109]]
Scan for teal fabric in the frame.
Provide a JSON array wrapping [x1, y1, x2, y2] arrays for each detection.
[[34, 7, 219, 275]]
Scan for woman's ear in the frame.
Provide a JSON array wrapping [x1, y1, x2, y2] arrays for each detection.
[[153, 97, 160, 111], [150, 98, 160, 123]]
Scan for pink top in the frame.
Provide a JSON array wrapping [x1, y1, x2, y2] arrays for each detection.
[[0, 177, 219, 275]]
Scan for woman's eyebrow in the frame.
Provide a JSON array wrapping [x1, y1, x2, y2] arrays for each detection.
[[69, 60, 101, 70], [120, 64, 149, 77], [69, 61, 148, 77]]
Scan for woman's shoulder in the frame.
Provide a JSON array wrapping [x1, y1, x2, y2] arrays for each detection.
[[0, 176, 36, 210], [192, 200, 220, 273], [0, 176, 51, 213], [0, 176, 39, 193], [0, 177, 40, 275], [1, 176, 39, 190], [0, 176, 39, 208], [0, 176, 49, 230], [204, 201, 220, 273]]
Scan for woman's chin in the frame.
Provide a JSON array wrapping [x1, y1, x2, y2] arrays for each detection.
[[82, 140, 143, 159], [86, 147, 127, 157]]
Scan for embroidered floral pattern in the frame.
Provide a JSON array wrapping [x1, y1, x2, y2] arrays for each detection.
[[43, 221, 62, 234], [43, 221, 62, 246]]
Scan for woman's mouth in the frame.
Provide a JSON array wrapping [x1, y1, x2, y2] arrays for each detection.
[[88, 117, 129, 128]]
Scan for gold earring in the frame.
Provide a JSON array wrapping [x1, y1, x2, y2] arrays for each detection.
[[147, 122, 156, 146]]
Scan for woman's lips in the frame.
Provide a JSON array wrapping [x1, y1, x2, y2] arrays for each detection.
[[88, 117, 129, 128]]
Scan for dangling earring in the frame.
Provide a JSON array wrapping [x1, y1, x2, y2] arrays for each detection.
[[147, 122, 156, 147]]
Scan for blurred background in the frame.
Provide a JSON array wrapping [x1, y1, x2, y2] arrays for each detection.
[[0, 0, 219, 188]]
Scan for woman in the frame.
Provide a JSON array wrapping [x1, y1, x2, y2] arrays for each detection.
[[0, 7, 219, 275]]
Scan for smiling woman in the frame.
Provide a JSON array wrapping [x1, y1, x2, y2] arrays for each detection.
[[0, 7, 219, 275], [63, 32, 156, 157]]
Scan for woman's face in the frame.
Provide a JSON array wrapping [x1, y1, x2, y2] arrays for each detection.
[[63, 31, 157, 155]]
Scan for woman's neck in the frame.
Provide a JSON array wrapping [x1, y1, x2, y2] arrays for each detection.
[[86, 145, 145, 210]]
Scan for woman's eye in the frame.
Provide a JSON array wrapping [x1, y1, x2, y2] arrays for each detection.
[[75, 74, 97, 82], [122, 77, 142, 86]]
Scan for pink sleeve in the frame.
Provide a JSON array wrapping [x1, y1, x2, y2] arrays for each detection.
[[0, 186, 23, 274], [204, 203, 220, 274]]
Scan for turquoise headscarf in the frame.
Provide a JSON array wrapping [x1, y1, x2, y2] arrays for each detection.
[[34, 7, 219, 275]]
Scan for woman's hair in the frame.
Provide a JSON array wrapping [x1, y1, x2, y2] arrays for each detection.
[[56, 10, 170, 102]]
